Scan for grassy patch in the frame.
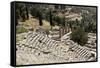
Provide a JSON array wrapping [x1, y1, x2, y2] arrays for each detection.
[[16, 27, 28, 34]]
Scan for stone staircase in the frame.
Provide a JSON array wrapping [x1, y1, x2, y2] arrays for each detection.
[[16, 30, 96, 65]]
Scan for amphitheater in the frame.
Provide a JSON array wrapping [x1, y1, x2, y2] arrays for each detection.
[[16, 28, 96, 65]]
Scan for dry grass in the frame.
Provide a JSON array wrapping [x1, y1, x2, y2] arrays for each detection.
[[18, 17, 51, 31]]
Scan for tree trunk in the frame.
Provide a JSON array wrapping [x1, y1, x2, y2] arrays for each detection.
[[25, 4, 29, 19]]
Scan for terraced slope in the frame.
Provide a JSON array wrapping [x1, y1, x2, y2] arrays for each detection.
[[16, 30, 95, 65]]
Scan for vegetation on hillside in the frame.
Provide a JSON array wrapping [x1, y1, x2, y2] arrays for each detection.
[[15, 3, 97, 46], [70, 27, 88, 46]]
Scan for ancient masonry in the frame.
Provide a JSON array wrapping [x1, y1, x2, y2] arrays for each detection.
[[16, 31, 96, 65]]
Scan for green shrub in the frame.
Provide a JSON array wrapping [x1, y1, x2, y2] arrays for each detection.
[[70, 27, 88, 46], [16, 27, 28, 34]]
